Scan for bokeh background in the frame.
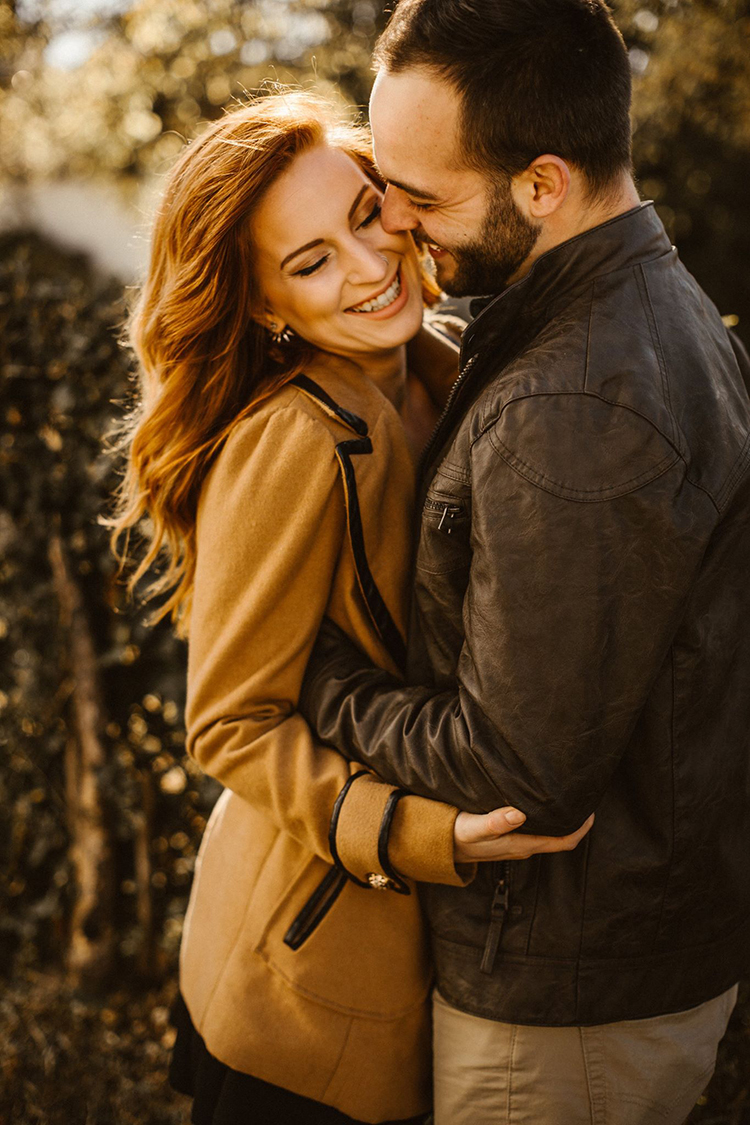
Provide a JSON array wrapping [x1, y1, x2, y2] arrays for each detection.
[[1, 2, 749, 1122]]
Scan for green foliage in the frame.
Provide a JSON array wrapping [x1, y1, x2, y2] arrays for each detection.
[[616, 0, 750, 342], [0, 0, 383, 179], [0, 971, 184, 1124], [0, 232, 219, 979]]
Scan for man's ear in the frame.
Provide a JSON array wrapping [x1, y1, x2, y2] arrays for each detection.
[[514, 155, 570, 219]]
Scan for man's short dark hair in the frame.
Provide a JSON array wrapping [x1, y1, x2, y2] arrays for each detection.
[[374, 0, 633, 197]]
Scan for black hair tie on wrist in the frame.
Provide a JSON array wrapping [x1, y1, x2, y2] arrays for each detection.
[[328, 770, 373, 889], [377, 789, 412, 896]]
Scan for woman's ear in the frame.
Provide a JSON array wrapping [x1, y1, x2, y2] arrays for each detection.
[[254, 307, 287, 335]]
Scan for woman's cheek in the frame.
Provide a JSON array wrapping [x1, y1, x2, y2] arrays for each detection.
[[287, 286, 337, 336]]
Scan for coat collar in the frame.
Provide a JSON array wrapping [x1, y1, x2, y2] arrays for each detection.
[[463, 202, 672, 359]]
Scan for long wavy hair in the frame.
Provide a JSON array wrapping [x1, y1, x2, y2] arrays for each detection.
[[106, 89, 441, 637]]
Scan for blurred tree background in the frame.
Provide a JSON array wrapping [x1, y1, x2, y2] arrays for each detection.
[[0, 2, 749, 1123]]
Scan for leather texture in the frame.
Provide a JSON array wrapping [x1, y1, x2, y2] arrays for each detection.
[[300, 203, 750, 1026]]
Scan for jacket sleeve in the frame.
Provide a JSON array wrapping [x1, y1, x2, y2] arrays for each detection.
[[185, 402, 469, 886], [300, 394, 703, 836]]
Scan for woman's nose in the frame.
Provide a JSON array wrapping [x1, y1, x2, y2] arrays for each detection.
[[346, 240, 390, 286]]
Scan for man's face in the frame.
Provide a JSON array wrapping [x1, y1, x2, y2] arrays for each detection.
[[369, 68, 540, 296]]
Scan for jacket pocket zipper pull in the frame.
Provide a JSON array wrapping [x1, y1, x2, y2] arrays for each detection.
[[437, 503, 462, 534], [480, 875, 509, 975]]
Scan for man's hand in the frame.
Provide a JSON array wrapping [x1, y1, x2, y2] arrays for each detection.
[[454, 807, 595, 864]]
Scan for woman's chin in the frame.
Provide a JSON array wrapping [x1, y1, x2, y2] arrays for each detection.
[[375, 293, 425, 348], [399, 299, 427, 346]]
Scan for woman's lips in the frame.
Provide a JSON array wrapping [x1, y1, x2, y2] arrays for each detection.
[[345, 266, 410, 320]]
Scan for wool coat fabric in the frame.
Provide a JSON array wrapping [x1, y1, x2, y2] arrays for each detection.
[[179, 355, 471, 1124]]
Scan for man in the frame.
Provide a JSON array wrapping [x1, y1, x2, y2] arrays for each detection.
[[300, 0, 750, 1121]]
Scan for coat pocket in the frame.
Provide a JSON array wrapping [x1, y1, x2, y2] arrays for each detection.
[[256, 850, 432, 1019], [282, 867, 348, 951], [417, 467, 472, 577]]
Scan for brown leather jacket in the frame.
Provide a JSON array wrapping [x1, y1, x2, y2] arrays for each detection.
[[301, 203, 750, 1026]]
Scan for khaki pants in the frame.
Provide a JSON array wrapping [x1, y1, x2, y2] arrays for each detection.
[[432, 984, 738, 1125]]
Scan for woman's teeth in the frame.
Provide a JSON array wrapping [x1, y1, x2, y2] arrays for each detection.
[[350, 272, 402, 314]]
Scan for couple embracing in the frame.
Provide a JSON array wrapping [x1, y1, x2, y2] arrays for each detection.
[[111, 0, 750, 1122]]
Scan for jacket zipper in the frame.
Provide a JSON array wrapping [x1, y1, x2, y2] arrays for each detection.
[[480, 861, 510, 975], [283, 867, 348, 951], [423, 496, 465, 535], [419, 353, 479, 480]]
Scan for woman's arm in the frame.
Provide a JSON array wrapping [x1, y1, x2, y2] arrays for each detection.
[[186, 399, 470, 887]]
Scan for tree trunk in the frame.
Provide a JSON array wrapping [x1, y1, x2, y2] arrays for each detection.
[[48, 530, 115, 989], [134, 767, 157, 979]]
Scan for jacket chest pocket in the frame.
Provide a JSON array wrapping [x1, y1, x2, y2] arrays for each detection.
[[417, 468, 472, 576]]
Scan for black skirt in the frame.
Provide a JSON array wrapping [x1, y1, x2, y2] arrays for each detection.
[[168, 991, 430, 1125]]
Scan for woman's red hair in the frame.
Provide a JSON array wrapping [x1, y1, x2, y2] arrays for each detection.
[[106, 89, 440, 636]]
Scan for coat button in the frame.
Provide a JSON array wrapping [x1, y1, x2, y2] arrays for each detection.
[[367, 873, 391, 890]]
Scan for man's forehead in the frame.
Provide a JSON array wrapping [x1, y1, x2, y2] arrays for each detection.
[[369, 67, 462, 184]]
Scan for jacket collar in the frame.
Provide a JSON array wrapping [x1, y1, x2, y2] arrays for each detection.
[[463, 202, 672, 358]]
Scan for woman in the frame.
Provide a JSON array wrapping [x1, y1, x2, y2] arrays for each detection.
[[109, 90, 590, 1125]]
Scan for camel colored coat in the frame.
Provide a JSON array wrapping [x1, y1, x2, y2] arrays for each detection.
[[179, 357, 470, 1124]]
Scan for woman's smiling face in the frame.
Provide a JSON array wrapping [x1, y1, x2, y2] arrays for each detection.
[[250, 143, 425, 360]]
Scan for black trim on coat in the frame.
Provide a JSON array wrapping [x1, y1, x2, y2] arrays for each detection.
[[328, 769, 372, 889], [282, 376, 411, 953], [290, 375, 407, 674], [282, 867, 349, 950], [292, 373, 369, 436]]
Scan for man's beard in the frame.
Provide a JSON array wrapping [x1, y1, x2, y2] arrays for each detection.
[[435, 180, 540, 298]]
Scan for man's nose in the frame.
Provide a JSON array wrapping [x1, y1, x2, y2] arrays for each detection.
[[381, 184, 418, 233]]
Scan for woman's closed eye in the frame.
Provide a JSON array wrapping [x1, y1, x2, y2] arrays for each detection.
[[358, 200, 382, 228], [292, 199, 382, 277], [295, 255, 330, 277]]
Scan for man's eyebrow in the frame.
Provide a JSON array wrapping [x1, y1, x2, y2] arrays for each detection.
[[385, 177, 441, 203], [279, 185, 371, 270]]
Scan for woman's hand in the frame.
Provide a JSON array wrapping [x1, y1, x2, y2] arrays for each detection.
[[454, 807, 595, 864]]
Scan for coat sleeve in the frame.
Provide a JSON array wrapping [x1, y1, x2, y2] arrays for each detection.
[[185, 402, 469, 886], [300, 395, 703, 836]]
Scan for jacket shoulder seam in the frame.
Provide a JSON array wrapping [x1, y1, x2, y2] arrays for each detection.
[[223, 390, 341, 454], [635, 264, 679, 450], [474, 388, 677, 451], [473, 390, 683, 501]]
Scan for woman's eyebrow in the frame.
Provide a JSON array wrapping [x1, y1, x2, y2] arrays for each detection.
[[279, 185, 372, 270], [347, 184, 369, 220], [280, 239, 324, 270]]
